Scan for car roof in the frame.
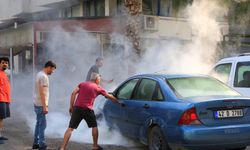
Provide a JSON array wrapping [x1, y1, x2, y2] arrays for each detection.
[[217, 54, 250, 63], [132, 73, 210, 79]]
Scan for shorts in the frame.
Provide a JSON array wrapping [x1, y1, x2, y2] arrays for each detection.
[[0, 102, 10, 119], [69, 106, 97, 129]]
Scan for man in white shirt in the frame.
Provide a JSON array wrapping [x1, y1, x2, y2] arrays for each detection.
[[32, 61, 56, 150]]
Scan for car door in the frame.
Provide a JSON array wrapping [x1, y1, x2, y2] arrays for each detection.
[[122, 78, 164, 138], [107, 78, 139, 132]]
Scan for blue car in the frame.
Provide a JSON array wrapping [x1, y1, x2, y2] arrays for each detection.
[[103, 74, 250, 150]]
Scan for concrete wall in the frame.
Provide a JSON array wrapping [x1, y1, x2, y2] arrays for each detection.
[[0, 23, 33, 48], [158, 17, 192, 40], [142, 16, 229, 41], [0, 0, 65, 20]]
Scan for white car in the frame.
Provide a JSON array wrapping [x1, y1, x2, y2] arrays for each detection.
[[212, 54, 250, 97]]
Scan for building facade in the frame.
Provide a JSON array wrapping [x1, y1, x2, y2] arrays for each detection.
[[0, 0, 229, 75]]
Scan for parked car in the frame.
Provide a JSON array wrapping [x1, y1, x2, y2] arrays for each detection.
[[212, 54, 250, 96], [103, 74, 250, 150]]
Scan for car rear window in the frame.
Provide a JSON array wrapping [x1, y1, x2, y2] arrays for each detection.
[[167, 77, 240, 98]]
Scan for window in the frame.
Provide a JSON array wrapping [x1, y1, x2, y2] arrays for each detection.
[[117, 0, 125, 14], [212, 63, 232, 83], [143, 0, 159, 15], [234, 61, 250, 87], [65, 7, 72, 17], [133, 79, 163, 101], [160, 0, 170, 16], [116, 79, 139, 99], [167, 77, 240, 98], [83, 0, 105, 17], [143, 0, 153, 15], [96, 0, 105, 16], [153, 84, 164, 100]]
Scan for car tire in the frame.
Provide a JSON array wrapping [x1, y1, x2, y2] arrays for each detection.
[[148, 126, 171, 150]]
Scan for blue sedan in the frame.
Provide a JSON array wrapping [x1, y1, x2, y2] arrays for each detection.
[[103, 74, 250, 150]]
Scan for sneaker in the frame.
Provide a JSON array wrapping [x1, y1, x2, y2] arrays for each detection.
[[0, 136, 8, 140], [38, 145, 47, 150], [32, 144, 39, 149]]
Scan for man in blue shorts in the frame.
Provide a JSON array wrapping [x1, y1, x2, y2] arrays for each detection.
[[0, 57, 11, 144]]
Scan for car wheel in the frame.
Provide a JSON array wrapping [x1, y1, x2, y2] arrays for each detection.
[[148, 126, 171, 150]]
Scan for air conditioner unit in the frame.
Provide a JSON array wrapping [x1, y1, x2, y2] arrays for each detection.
[[143, 15, 159, 31]]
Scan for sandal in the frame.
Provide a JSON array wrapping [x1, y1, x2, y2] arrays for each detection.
[[92, 145, 103, 150]]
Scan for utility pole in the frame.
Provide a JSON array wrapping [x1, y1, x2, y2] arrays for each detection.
[[9, 48, 13, 89]]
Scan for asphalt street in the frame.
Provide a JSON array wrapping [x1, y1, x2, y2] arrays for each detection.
[[0, 111, 147, 150], [1, 111, 250, 150]]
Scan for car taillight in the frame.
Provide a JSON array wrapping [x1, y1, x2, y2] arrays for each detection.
[[178, 107, 201, 125]]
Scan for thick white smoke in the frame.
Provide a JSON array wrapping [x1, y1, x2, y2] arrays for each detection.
[[21, 27, 137, 145], [137, 0, 226, 74]]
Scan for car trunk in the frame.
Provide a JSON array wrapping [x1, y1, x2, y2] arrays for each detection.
[[187, 97, 250, 126]]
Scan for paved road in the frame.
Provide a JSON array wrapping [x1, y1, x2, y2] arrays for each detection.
[[1, 111, 147, 150], [2, 114, 250, 150]]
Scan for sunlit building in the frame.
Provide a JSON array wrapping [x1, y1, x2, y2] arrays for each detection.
[[0, 0, 229, 75]]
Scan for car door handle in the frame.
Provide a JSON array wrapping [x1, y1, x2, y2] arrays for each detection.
[[143, 104, 150, 109]]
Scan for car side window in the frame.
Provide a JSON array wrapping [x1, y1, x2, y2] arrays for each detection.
[[212, 63, 232, 83], [133, 79, 163, 101], [152, 84, 164, 101], [116, 79, 139, 99], [234, 61, 250, 88]]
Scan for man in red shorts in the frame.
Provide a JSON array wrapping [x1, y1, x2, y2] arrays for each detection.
[[58, 73, 120, 150]]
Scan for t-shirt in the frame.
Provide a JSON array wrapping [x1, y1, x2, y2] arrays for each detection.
[[0, 70, 11, 103], [34, 71, 49, 106], [86, 65, 99, 81], [74, 81, 108, 110]]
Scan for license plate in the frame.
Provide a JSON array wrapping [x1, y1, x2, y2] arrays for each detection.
[[215, 109, 243, 119]]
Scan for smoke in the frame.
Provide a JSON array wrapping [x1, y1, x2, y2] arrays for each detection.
[[15, 26, 137, 146], [137, 0, 227, 74], [10, 0, 228, 147]]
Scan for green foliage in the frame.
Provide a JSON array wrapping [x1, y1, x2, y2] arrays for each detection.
[[234, 1, 250, 24]]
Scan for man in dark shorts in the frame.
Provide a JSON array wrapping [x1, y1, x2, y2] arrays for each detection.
[[58, 73, 120, 150], [0, 57, 11, 144]]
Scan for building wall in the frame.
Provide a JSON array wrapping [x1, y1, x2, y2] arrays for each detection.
[[158, 17, 192, 40], [0, 23, 33, 50], [0, 0, 230, 74], [0, 0, 65, 20], [142, 16, 229, 41]]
